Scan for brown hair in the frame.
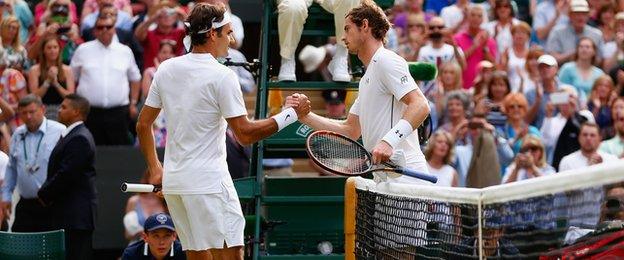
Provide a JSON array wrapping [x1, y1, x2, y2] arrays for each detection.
[[524, 47, 544, 72], [589, 75, 615, 103], [1, 16, 22, 51], [487, 70, 511, 100], [424, 130, 455, 165], [493, 0, 515, 21], [36, 35, 66, 84], [511, 21, 531, 36], [520, 135, 547, 167], [574, 37, 599, 65], [502, 92, 529, 115], [346, 0, 391, 41], [185, 3, 227, 47]]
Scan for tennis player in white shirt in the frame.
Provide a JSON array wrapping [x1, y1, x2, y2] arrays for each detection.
[[290, 0, 431, 184], [136, 4, 310, 259]]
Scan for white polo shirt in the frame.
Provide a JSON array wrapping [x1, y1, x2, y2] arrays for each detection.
[[145, 53, 247, 194], [559, 150, 619, 172], [350, 47, 428, 184]]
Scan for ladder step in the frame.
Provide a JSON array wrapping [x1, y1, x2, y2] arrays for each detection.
[[267, 81, 358, 90]]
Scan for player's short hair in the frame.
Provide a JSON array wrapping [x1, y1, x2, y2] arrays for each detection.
[[185, 3, 226, 46], [64, 94, 91, 118], [346, 0, 390, 41], [18, 94, 43, 108]]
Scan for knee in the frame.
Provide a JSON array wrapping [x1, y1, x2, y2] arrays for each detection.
[[277, 0, 308, 17]]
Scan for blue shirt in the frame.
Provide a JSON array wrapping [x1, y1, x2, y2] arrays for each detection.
[[558, 62, 605, 101], [1, 119, 65, 201]]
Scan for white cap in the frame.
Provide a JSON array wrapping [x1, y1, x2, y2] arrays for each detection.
[[537, 54, 558, 67], [298, 45, 327, 73], [570, 0, 589, 13]]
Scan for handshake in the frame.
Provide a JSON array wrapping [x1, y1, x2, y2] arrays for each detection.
[[284, 93, 312, 118]]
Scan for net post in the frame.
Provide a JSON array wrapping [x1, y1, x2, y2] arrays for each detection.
[[344, 177, 357, 260], [477, 199, 483, 260]]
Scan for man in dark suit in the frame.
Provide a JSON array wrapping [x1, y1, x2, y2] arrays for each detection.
[[38, 94, 96, 260]]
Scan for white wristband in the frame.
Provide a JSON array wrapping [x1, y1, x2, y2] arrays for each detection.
[[382, 119, 413, 148], [272, 107, 298, 131]]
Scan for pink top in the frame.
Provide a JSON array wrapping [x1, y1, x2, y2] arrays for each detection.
[[453, 31, 498, 89]]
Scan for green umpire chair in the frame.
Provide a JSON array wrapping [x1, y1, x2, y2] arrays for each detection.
[[0, 229, 65, 260]]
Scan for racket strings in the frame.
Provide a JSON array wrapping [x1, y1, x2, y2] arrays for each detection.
[[310, 134, 371, 174]]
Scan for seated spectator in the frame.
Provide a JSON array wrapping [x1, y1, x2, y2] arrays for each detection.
[[478, 70, 511, 132], [560, 122, 619, 171], [558, 37, 606, 104], [546, 0, 604, 65], [123, 172, 167, 243], [5, 0, 33, 46], [471, 60, 495, 101], [454, 5, 497, 90], [502, 136, 556, 183], [29, 0, 83, 64], [121, 213, 185, 260], [28, 35, 75, 120], [516, 48, 543, 96], [81, 0, 132, 22], [483, 0, 520, 58], [81, 2, 133, 35], [142, 40, 175, 101], [430, 62, 463, 107], [425, 130, 459, 187], [500, 22, 531, 93], [597, 4, 618, 70], [599, 97, 624, 158], [34, 0, 78, 26], [588, 75, 618, 139], [0, 16, 30, 72], [500, 93, 541, 154], [533, 0, 570, 44], [438, 90, 470, 144], [417, 16, 466, 69], [397, 14, 427, 62], [135, 5, 185, 70], [321, 89, 347, 119]]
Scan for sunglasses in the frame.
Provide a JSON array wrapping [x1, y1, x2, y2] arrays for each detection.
[[520, 146, 540, 153], [95, 25, 114, 31], [429, 25, 444, 30], [507, 104, 524, 110]]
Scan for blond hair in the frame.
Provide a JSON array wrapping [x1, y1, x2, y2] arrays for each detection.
[[424, 130, 455, 165]]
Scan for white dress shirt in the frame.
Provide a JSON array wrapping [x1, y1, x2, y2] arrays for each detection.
[[62, 121, 84, 137], [71, 40, 141, 108]]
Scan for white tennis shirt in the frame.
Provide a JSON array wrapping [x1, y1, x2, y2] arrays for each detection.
[[350, 47, 429, 184], [145, 53, 247, 194]]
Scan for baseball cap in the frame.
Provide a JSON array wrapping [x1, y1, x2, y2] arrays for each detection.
[[143, 213, 175, 232], [322, 89, 346, 105], [570, 0, 589, 13], [537, 54, 557, 67]]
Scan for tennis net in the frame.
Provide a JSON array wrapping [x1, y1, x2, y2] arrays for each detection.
[[345, 161, 624, 259]]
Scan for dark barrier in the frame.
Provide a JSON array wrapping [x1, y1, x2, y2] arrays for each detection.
[[93, 146, 164, 250]]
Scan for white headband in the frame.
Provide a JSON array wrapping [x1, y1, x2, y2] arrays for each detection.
[[183, 12, 231, 51]]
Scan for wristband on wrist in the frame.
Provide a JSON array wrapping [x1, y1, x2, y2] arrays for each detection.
[[382, 119, 413, 148], [272, 107, 298, 131]]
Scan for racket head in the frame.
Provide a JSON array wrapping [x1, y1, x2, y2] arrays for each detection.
[[306, 130, 373, 176]]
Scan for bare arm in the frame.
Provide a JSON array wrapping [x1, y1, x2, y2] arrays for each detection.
[[225, 116, 280, 146], [0, 97, 14, 122], [536, 11, 561, 41], [60, 66, 76, 96], [398, 89, 431, 130], [28, 65, 47, 97], [136, 105, 163, 185], [134, 12, 159, 42]]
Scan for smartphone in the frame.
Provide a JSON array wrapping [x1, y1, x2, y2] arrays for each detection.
[[57, 26, 71, 34], [550, 92, 570, 105]]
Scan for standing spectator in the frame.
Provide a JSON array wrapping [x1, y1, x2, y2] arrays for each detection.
[[597, 4, 618, 70], [6, 0, 33, 46], [558, 37, 606, 104], [0, 95, 65, 232], [34, 0, 78, 26], [38, 94, 96, 260], [134, 6, 185, 70], [500, 93, 541, 154], [500, 22, 531, 93], [81, 1, 134, 35], [533, 0, 569, 44], [122, 213, 185, 260], [0, 16, 29, 72], [483, 0, 520, 58], [28, 35, 76, 120], [600, 97, 624, 158], [588, 75, 617, 139], [71, 15, 141, 145], [546, 0, 604, 65], [29, 0, 83, 65], [559, 122, 619, 171], [417, 16, 466, 70], [397, 14, 426, 61], [425, 130, 459, 187], [454, 5, 497, 90], [81, 0, 132, 22], [502, 135, 556, 183]]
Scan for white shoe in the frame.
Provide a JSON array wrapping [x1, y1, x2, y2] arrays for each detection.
[[328, 45, 351, 82], [278, 57, 296, 82]]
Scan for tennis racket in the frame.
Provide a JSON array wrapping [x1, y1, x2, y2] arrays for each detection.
[[306, 130, 437, 183], [121, 183, 161, 193]]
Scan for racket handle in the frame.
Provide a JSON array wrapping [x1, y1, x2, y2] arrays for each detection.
[[395, 168, 438, 183], [121, 183, 162, 193]]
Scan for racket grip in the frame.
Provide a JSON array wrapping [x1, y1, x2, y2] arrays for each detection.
[[395, 168, 438, 183], [121, 183, 162, 193]]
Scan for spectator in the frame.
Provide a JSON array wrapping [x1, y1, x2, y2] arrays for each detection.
[[478, 70, 511, 132], [533, 0, 569, 44], [135, 5, 185, 70], [454, 5, 497, 90], [546, 0, 604, 65], [559, 122, 619, 171], [526, 54, 573, 129], [34, 0, 78, 26], [29, 0, 83, 65], [390, 0, 431, 39], [502, 135, 556, 183], [28, 35, 76, 120], [123, 171, 166, 243], [516, 48, 543, 95], [225, 48, 255, 94], [500, 93, 541, 154], [599, 97, 624, 158], [0, 16, 29, 72], [471, 60, 495, 101], [558, 37, 605, 104], [121, 213, 185, 260], [276, 0, 359, 82], [81, 0, 132, 22], [0, 149, 7, 231], [441, 0, 482, 33], [0, 95, 65, 232], [514, 0, 537, 25], [588, 75, 617, 139], [483, 0, 520, 58], [455, 209, 519, 257], [430, 62, 463, 107], [0, 64, 27, 132], [597, 4, 618, 69], [397, 14, 426, 61], [321, 89, 347, 119], [70, 15, 141, 145], [424, 0, 452, 16], [81, 1, 133, 35], [438, 91, 470, 144], [5, 0, 33, 46], [501, 22, 531, 93], [425, 130, 459, 187]]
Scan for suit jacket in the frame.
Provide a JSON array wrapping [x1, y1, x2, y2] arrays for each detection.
[[38, 124, 97, 230]]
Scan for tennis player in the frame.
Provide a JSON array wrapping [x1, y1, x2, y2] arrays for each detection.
[[136, 3, 310, 259], [292, 0, 431, 184]]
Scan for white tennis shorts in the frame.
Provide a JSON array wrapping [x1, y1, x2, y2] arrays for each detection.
[[164, 181, 245, 251]]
